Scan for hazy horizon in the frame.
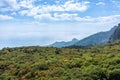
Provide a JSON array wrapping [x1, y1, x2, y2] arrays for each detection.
[[0, 0, 120, 48]]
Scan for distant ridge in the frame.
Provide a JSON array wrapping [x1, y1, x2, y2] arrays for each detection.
[[50, 25, 117, 47], [50, 38, 79, 47]]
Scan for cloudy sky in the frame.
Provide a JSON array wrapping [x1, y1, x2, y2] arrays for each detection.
[[0, 0, 120, 48]]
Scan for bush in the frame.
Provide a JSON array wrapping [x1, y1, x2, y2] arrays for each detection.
[[108, 69, 120, 80], [55, 49, 61, 54]]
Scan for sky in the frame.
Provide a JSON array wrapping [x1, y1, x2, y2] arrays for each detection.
[[0, 0, 120, 48]]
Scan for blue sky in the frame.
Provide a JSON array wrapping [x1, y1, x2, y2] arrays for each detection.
[[0, 0, 120, 48]]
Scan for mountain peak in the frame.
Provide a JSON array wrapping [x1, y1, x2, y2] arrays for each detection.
[[109, 23, 120, 42], [50, 38, 79, 47], [72, 38, 78, 41]]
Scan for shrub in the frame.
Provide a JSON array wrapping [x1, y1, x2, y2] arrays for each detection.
[[108, 69, 120, 80]]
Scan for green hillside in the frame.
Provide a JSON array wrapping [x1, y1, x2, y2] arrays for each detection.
[[0, 41, 120, 80]]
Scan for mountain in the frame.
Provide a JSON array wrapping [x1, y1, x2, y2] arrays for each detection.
[[50, 26, 117, 47], [74, 26, 117, 46], [50, 38, 79, 47], [109, 23, 120, 42]]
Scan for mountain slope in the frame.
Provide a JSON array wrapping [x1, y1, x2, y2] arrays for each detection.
[[109, 23, 120, 42], [50, 26, 117, 47], [75, 26, 117, 46]]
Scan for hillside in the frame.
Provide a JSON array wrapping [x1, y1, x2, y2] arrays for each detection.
[[50, 25, 117, 47], [0, 41, 120, 80], [75, 26, 116, 46]]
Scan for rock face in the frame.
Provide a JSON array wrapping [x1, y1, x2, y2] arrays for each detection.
[[109, 23, 120, 42]]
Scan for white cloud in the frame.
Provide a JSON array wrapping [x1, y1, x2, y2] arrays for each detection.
[[97, 15, 120, 23], [54, 13, 78, 21], [0, 0, 90, 21], [74, 15, 120, 23], [96, 2, 105, 6], [17, 0, 90, 22], [4, 0, 19, 10], [3, 0, 120, 24], [18, 0, 90, 17], [19, 0, 34, 9], [0, 0, 34, 12], [34, 13, 55, 21], [70, 15, 120, 24], [27, 6, 40, 16], [30, 11, 120, 23], [0, 15, 13, 21], [39, 5, 64, 13], [63, 1, 90, 12], [41, 1, 90, 12], [1, 0, 90, 12], [34, 13, 81, 21], [74, 16, 95, 22], [19, 10, 29, 16]]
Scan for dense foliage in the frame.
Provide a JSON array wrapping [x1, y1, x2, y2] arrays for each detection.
[[0, 41, 120, 80]]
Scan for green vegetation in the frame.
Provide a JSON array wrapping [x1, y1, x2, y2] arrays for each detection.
[[0, 41, 120, 80]]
